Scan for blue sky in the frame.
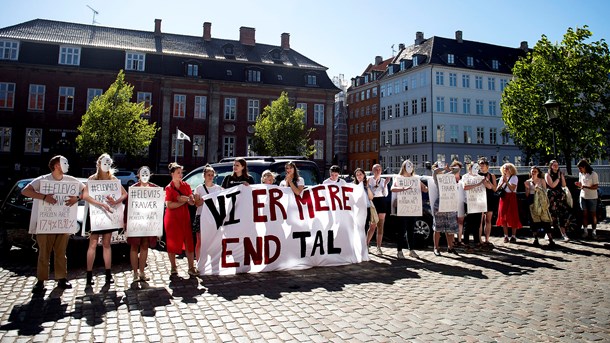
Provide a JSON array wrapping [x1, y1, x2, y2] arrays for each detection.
[[2, 0, 608, 81]]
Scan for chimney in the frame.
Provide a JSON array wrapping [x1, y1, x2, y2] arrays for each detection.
[[398, 43, 405, 50], [154, 19, 162, 37], [281, 33, 290, 50], [375, 56, 382, 65], [203, 22, 212, 41], [239, 27, 256, 46], [520, 41, 529, 51], [456, 30, 463, 43], [415, 31, 424, 45]]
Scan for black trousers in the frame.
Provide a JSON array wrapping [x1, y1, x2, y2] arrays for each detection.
[[396, 216, 415, 251], [463, 212, 482, 245]]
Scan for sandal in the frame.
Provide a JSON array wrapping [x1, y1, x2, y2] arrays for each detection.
[[188, 267, 199, 276], [170, 267, 178, 276]]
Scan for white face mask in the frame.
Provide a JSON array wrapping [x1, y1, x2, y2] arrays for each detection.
[[405, 161, 414, 174], [100, 157, 112, 173], [59, 157, 69, 173], [471, 164, 480, 175], [139, 167, 151, 183]]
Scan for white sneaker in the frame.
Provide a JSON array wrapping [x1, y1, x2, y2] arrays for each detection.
[[376, 247, 383, 255], [397, 251, 405, 259], [592, 230, 597, 239], [409, 250, 420, 259], [562, 236, 570, 242], [133, 271, 139, 281], [139, 271, 150, 281]]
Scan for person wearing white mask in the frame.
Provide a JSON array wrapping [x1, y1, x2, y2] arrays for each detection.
[[22, 155, 84, 294], [81, 153, 127, 286]]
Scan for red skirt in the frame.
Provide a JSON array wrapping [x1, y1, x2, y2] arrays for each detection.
[[164, 204, 193, 254], [495, 192, 522, 229]]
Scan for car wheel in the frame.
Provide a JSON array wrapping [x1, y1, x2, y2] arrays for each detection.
[[413, 218, 432, 247]]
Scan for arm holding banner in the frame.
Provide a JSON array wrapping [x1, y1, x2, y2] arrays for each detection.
[[82, 184, 113, 213], [22, 182, 58, 205]]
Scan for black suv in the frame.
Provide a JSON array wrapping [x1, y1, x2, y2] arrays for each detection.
[[183, 156, 322, 190]]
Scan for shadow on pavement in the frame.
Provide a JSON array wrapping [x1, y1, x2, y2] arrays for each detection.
[[0, 287, 69, 336], [123, 283, 173, 317]]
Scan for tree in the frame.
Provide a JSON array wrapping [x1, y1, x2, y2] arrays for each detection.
[[76, 70, 158, 157], [501, 26, 610, 173], [251, 92, 316, 156]]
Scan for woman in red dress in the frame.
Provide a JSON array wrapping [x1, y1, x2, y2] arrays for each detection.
[[496, 162, 522, 243], [164, 162, 197, 277]]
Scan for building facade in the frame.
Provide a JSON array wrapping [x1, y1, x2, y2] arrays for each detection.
[[0, 19, 339, 180]]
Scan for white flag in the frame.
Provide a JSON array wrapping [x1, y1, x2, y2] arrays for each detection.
[[176, 128, 191, 142]]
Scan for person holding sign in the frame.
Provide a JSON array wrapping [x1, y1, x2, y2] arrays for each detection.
[[193, 165, 223, 262], [391, 160, 428, 259], [367, 164, 390, 255], [261, 170, 276, 185], [496, 163, 522, 243], [22, 155, 83, 294], [221, 158, 255, 189], [165, 162, 197, 277], [126, 166, 159, 282], [461, 162, 487, 248], [279, 161, 305, 196], [477, 158, 497, 247], [82, 153, 128, 286], [431, 161, 459, 256], [353, 168, 376, 240]]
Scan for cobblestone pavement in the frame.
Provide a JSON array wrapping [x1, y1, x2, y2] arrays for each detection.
[[1, 223, 609, 342]]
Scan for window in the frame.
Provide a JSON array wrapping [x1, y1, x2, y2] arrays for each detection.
[[372, 139, 377, 152], [59, 46, 80, 65], [125, 52, 145, 71], [314, 140, 323, 159], [247, 70, 261, 82], [394, 81, 400, 94], [449, 97, 458, 113], [462, 98, 471, 114], [372, 120, 377, 131], [173, 94, 186, 118], [450, 125, 458, 143], [435, 96, 444, 112], [192, 135, 205, 157], [500, 79, 508, 92], [223, 136, 235, 158], [224, 98, 236, 120], [467, 56, 474, 67], [247, 99, 260, 122], [402, 79, 409, 91], [447, 54, 455, 64], [187, 63, 199, 77], [86, 88, 102, 110], [372, 104, 377, 114], [395, 129, 400, 145], [402, 101, 408, 116], [386, 83, 393, 96], [436, 125, 445, 143], [28, 84, 45, 111], [366, 122, 370, 132], [25, 128, 42, 153], [171, 134, 185, 157], [449, 73, 457, 87], [57, 87, 74, 112], [477, 127, 485, 144], [0, 83, 15, 109], [366, 106, 371, 116], [366, 89, 371, 99], [492, 59, 499, 70], [380, 132, 385, 147], [421, 126, 427, 142], [387, 105, 393, 119], [462, 74, 470, 88], [435, 71, 444, 85], [463, 126, 472, 143], [0, 40, 19, 60], [314, 104, 324, 125], [421, 97, 427, 113], [194, 96, 207, 119], [488, 77, 496, 91], [412, 127, 418, 143], [372, 87, 378, 97], [0, 127, 11, 152], [395, 104, 400, 118], [476, 100, 484, 115], [381, 107, 386, 120], [475, 76, 483, 89], [411, 99, 418, 115], [387, 130, 393, 146], [137, 92, 152, 117], [489, 101, 497, 116], [380, 85, 386, 97], [403, 128, 408, 144], [490, 128, 498, 145], [306, 74, 317, 86], [413, 56, 418, 67], [502, 132, 510, 145], [297, 103, 307, 124]]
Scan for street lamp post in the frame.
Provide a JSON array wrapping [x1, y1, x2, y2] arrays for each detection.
[[544, 94, 560, 160], [385, 140, 390, 172]]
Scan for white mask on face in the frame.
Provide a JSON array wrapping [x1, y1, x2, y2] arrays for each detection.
[[139, 167, 151, 184], [59, 157, 69, 173], [471, 164, 480, 175], [405, 161, 414, 174], [100, 157, 113, 173]]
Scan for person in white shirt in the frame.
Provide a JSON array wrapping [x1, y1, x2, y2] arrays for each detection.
[[575, 159, 599, 239], [280, 161, 304, 195], [323, 165, 347, 186], [367, 164, 390, 255], [193, 165, 224, 261]]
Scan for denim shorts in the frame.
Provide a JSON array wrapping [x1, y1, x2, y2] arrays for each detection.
[[580, 198, 597, 212]]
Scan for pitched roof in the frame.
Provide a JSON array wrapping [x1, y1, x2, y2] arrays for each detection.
[[0, 19, 328, 71]]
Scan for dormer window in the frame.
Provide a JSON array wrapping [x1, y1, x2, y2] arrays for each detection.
[[59, 46, 81, 66], [186, 62, 199, 77], [388, 65, 394, 75], [492, 59, 499, 70], [305, 74, 317, 86], [223, 44, 234, 56], [246, 69, 261, 82], [400, 60, 406, 71], [467, 56, 474, 67], [364, 74, 369, 83], [0, 40, 19, 60], [269, 48, 282, 60], [447, 53, 455, 64], [413, 56, 418, 67]]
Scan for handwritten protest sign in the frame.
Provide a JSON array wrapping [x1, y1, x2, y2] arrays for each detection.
[[126, 186, 165, 237], [437, 173, 459, 213], [35, 180, 80, 234], [88, 180, 124, 231], [463, 174, 487, 213], [392, 176, 422, 216]]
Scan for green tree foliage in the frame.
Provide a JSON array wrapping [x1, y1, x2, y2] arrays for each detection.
[[502, 26, 610, 172], [251, 92, 316, 156], [76, 70, 158, 157]]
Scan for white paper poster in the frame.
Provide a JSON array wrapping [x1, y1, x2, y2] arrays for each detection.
[[88, 179, 125, 231], [437, 173, 459, 213], [126, 186, 165, 237], [392, 176, 423, 217], [35, 180, 80, 234], [464, 174, 487, 214]]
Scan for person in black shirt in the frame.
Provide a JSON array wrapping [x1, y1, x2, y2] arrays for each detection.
[[221, 158, 255, 189]]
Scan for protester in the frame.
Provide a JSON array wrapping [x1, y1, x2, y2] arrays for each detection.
[[431, 162, 459, 256], [22, 155, 84, 294], [391, 160, 428, 259], [261, 170, 276, 185], [545, 160, 570, 241], [353, 168, 375, 240], [496, 162, 522, 243], [323, 165, 347, 186], [575, 159, 599, 239], [461, 162, 486, 249], [367, 164, 390, 255], [450, 161, 465, 247], [526, 166, 554, 248], [164, 162, 197, 277], [193, 165, 223, 261], [279, 161, 304, 195], [221, 158, 255, 189], [81, 153, 127, 286], [478, 158, 497, 246], [126, 166, 159, 282]]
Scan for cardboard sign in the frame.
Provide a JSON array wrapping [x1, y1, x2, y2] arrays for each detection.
[[35, 180, 80, 234], [391, 176, 423, 217]]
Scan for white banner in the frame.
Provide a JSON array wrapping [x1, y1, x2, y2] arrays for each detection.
[[437, 174, 459, 213], [464, 175, 487, 213], [391, 176, 423, 217], [126, 186, 165, 237], [88, 180, 125, 231], [35, 180, 80, 234], [198, 184, 369, 275]]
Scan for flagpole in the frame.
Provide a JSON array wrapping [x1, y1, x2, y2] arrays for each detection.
[[175, 127, 178, 163]]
